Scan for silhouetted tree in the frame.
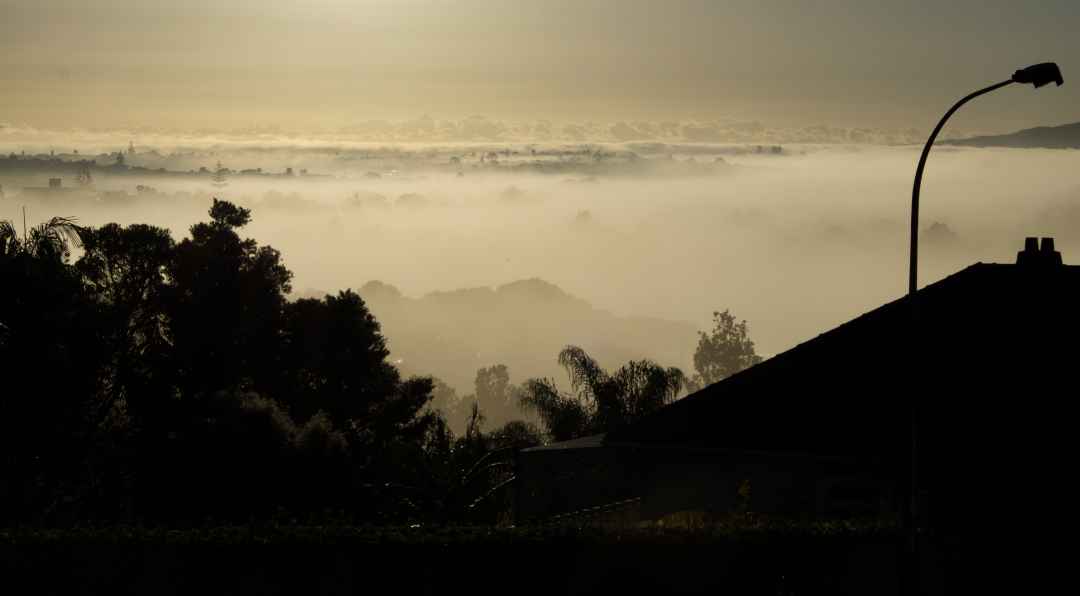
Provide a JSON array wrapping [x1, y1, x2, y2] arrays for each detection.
[[690, 310, 762, 390], [355, 376, 440, 451], [1, 200, 547, 524], [160, 390, 298, 521], [486, 419, 543, 451], [349, 375, 446, 521], [167, 199, 292, 397], [0, 215, 106, 523], [471, 364, 525, 429], [0, 216, 84, 261], [426, 377, 463, 432], [434, 365, 530, 435], [295, 411, 350, 460], [277, 290, 400, 424], [422, 403, 540, 524], [519, 377, 591, 442], [520, 346, 685, 441], [476, 364, 511, 408], [76, 223, 175, 431], [292, 411, 353, 514], [463, 401, 485, 445]]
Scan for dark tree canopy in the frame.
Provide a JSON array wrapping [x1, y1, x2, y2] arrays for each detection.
[[0, 216, 106, 523], [167, 198, 292, 397], [277, 290, 400, 423], [0, 199, 568, 525], [208, 198, 251, 228], [76, 223, 176, 427], [472, 364, 522, 428], [429, 364, 533, 436], [692, 309, 763, 389]]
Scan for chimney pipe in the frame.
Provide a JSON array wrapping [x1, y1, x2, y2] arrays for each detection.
[[1040, 237, 1063, 265], [1017, 236, 1062, 266]]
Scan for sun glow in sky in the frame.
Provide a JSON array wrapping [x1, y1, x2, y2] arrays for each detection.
[[1, 0, 1079, 132]]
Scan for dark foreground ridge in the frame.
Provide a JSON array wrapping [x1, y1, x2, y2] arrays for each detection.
[[4, 522, 917, 596], [0, 516, 896, 545]]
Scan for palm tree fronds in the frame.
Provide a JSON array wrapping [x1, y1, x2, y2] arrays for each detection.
[[47, 217, 86, 249], [557, 345, 606, 397], [24, 216, 85, 260], [0, 220, 20, 257]]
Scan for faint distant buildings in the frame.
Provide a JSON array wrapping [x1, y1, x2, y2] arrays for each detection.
[[21, 177, 89, 200], [17, 176, 144, 204], [2, 150, 322, 199], [211, 161, 229, 188], [76, 165, 93, 187]]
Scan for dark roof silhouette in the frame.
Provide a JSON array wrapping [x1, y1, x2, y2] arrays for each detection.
[[608, 238, 1080, 467], [523, 433, 606, 452]]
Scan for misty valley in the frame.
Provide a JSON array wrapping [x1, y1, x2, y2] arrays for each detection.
[[6, 2, 1080, 592], [5, 137, 1080, 386], [5, 132, 1080, 594]]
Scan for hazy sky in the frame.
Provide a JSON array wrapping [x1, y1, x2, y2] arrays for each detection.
[[2, 0, 1079, 132]]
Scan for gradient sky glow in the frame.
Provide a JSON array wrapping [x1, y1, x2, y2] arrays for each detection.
[[2, 0, 1079, 132]]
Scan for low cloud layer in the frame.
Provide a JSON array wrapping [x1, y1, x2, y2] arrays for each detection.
[[0, 119, 948, 155], [4, 140, 1079, 392]]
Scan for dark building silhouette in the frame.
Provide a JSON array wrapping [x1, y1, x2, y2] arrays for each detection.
[[517, 238, 1078, 534]]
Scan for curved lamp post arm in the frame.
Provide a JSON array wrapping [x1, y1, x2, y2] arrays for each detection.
[[908, 79, 1014, 296], [905, 78, 1013, 547], [903, 64, 1060, 592]]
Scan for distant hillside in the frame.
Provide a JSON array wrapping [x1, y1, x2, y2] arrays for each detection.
[[944, 121, 1080, 149], [339, 278, 697, 396]]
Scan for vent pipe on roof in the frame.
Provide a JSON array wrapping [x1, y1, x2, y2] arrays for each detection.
[[1016, 236, 1063, 266]]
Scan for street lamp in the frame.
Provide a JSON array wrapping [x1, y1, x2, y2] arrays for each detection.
[[903, 63, 1062, 592], [909, 62, 1063, 296]]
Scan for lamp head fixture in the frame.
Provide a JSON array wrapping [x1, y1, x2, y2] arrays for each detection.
[[1012, 63, 1064, 88]]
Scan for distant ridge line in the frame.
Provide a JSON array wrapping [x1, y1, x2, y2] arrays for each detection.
[[943, 121, 1080, 149]]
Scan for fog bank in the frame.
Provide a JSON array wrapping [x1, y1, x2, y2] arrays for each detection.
[[4, 143, 1078, 392]]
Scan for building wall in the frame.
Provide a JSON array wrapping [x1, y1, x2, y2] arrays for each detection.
[[516, 444, 897, 523], [515, 445, 637, 523]]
